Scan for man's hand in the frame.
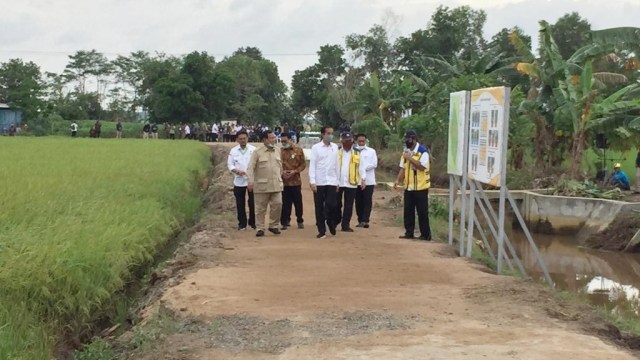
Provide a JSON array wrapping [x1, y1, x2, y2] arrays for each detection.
[[248, 183, 254, 192], [360, 180, 366, 190], [402, 152, 412, 161], [310, 184, 317, 193]]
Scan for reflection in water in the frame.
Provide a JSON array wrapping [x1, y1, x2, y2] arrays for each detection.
[[506, 226, 640, 315]]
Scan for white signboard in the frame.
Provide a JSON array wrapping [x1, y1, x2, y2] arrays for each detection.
[[467, 87, 510, 187], [447, 91, 469, 176]]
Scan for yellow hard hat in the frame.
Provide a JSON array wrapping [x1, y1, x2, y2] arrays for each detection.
[[614, 163, 621, 168]]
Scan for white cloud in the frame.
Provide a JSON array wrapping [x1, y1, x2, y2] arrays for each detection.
[[0, 0, 638, 87]]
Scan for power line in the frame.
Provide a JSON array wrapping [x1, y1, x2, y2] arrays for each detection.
[[0, 49, 319, 57]]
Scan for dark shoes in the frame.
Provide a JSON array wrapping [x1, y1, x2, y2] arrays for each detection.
[[399, 234, 415, 240], [329, 226, 336, 236], [356, 222, 364, 228], [363, 223, 370, 228], [268, 228, 281, 235], [418, 235, 432, 241], [317, 233, 326, 239], [341, 228, 354, 232], [256, 230, 265, 237]]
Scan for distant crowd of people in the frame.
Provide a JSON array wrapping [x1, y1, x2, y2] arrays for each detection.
[[1, 123, 28, 136], [74, 120, 303, 143]]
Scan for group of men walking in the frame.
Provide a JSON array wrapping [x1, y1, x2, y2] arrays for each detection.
[[227, 126, 431, 241]]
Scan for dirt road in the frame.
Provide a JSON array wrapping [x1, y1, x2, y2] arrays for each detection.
[[130, 144, 636, 359]]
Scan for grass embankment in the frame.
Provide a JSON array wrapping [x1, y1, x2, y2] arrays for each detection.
[[0, 137, 212, 359]]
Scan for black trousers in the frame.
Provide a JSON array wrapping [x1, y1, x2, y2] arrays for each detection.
[[355, 185, 375, 224], [233, 186, 255, 228], [313, 185, 337, 235], [403, 189, 431, 238], [336, 187, 357, 230], [281, 185, 304, 226]]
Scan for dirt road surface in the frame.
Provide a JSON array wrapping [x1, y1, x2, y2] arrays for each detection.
[[132, 144, 636, 360]]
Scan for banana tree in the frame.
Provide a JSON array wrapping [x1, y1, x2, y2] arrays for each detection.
[[514, 22, 640, 175], [341, 72, 423, 127], [556, 69, 640, 177], [510, 27, 560, 169]]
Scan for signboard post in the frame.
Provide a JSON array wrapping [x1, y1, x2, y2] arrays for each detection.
[[447, 91, 470, 253], [467, 87, 510, 272]]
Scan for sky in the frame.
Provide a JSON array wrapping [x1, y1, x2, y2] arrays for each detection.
[[1, 0, 639, 88]]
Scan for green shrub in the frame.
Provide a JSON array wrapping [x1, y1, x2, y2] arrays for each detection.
[[73, 339, 115, 360], [351, 116, 390, 149]]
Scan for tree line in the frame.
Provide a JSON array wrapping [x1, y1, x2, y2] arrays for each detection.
[[1, 6, 639, 176]]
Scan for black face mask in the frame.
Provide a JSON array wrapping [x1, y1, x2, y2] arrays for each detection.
[[405, 140, 414, 149]]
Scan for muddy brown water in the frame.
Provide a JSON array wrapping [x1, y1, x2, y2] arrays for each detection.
[[506, 225, 640, 316]]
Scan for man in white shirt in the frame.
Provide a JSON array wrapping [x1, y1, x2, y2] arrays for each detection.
[[70, 121, 78, 137], [309, 126, 339, 239], [211, 123, 219, 142], [335, 132, 366, 232], [227, 131, 257, 230], [354, 133, 378, 229], [184, 124, 191, 140]]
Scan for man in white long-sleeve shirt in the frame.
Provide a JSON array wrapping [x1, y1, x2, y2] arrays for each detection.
[[227, 131, 256, 230], [355, 133, 378, 228], [335, 132, 366, 232], [309, 126, 339, 239]]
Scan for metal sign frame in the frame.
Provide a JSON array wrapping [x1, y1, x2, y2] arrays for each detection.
[[447, 87, 552, 286]]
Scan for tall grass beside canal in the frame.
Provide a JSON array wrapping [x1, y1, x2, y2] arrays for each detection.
[[0, 137, 211, 359]]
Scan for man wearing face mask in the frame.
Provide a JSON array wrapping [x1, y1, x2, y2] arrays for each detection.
[[394, 130, 432, 241], [280, 131, 306, 230], [309, 126, 339, 239], [247, 130, 284, 237], [335, 132, 367, 232], [354, 133, 378, 229]]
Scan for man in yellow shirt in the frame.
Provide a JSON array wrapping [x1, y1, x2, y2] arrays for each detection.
[[394, 130, 431, 241]]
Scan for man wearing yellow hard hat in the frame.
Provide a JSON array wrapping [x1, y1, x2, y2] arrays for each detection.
[[610, 163, 630, 190]]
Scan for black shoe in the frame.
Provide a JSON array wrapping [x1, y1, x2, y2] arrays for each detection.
[[268, 228, 281, 235], [399, 234, 414, 239], [363, 223, 370, 229], [418, 235, 432, 241], [341, 228, 354, 232], [316, 233, 326, 239], [356, 223, 364, 228], [329, 226, 336, 236], [250, 225, 256, 230], [256, 230, 265, 237]]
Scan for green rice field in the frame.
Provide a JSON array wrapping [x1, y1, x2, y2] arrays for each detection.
[[0, 137, 212, 359]]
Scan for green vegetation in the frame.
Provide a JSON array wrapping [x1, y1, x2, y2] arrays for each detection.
[[553, 178, 624, 199], [0, 137, 211, 359]]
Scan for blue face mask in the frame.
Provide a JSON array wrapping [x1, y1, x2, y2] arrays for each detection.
[[323, 134, 333, 142]]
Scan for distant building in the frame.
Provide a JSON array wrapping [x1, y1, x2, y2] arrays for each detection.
[[0, 103, 22, 134]]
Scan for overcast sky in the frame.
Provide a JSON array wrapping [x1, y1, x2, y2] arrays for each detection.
[[1, 0, 639, 88]]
